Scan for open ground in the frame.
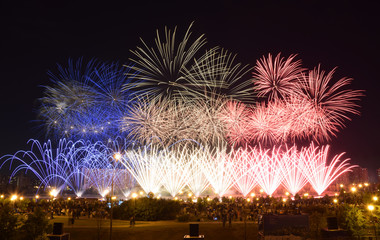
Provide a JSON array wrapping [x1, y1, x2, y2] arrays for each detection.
[[50, 216, 258, 240]]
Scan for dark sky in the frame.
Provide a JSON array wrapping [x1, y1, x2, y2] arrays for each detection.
[[1, 1, 379, 179]]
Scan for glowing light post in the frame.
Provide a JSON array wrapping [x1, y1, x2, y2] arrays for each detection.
[[10, 194, 17, 210], [368, 205, 377, 239], [50, 188, 58, 203], [110, 152, 122, 240], [132, 192, 138, 226]]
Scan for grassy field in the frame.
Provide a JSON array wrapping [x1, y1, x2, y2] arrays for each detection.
[[50, 216, 258, 240]]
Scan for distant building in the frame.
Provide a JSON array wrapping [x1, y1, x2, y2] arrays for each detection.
[[0, 173, 37, 194], [332, 166, 370, 191], [350, 167, 369, 184], [335, 171, 351, 186]]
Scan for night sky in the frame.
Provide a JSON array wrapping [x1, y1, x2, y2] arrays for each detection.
[[2, 1, 379, 179]]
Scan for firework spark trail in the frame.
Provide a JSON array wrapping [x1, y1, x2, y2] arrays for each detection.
[[123, 97, 228, 146], [84, 168, 114, 197], [125, 23, 207, 102], [219, 101, 251, 145], [230, 147, 258, 197], [186, 147, 210, 197], [0, 139, 87, 195], [121, 145, 164, 195], [190, 97, 228, 144], [284, 96, 318, 141], [254, 147, 284, 196], [39, 59, 136, 142], [253, 53, 304, 100], [184, 47, 254, 102], [122, 98, 197, 145], [278, 145, 308, 196], [200, 142, 235, 197], [296, 66, 364, 142], [81, 141, 114, 197], [0, 138, 357, 198], [299, 144, 356, 196], [126, 23, 254, 104], [62, 144, 90, 197], [160, 147, 192, 197], [114, 164, 136, 199], [246, 101, 288, 144], [224, 81, 362, 145]]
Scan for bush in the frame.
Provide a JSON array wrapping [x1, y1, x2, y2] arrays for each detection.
[[20, 207, 52, 240], [0, 201, 18, 240], [337, 204, 368, 238], [114, 197, 181, 221]]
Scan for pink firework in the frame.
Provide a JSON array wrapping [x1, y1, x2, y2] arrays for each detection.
[[254, 147, 284, 196], [220, 101, 252, 145], [279, 145, 308, 196], [297, 66, 364, 142], [200, 142, 235, 197], [230, 147, 258, 197], [253, 53, 303, 100], [223, 72, 363, 144], [298, 143, 356, 196], [247, 100, 292, 144]]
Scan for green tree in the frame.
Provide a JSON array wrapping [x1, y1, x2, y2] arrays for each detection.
[[338, 204, 368, 238], [0, 201, 18, 240], [20, 207, 52, 240]]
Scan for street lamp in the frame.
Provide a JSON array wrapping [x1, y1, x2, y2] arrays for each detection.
[[132, 193, 138, 226], [110, 152, 122, 240], [11, 194, 17, 201], [351, 187, 357, 193], [368, 205, 377, 239], [50, 188, 58, 198], [373, 196, 378, 202]]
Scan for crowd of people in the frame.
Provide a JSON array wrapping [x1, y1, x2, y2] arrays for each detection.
[[1, 187, 378, 226]]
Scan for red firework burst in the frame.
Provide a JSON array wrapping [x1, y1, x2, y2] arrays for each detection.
[[253, 53, 304, 100], [296, 65, 364, 142]]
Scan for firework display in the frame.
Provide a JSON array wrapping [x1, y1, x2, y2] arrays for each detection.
[[1, 139, 356, 197], [38, 59, 137, 142], [0, 139, 135, 198], [1, 24, 363, 199], [124, 23, 254, 103], [253, 53, 304, 100]]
